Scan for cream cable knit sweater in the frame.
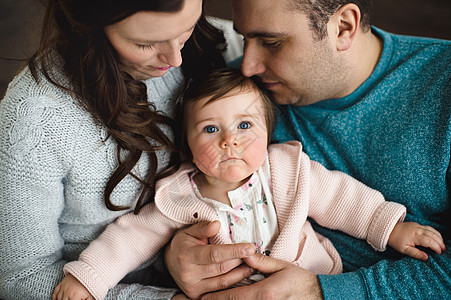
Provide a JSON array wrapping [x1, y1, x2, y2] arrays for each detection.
[[65, 141, 406, 300], [0, 65, 184, 300]]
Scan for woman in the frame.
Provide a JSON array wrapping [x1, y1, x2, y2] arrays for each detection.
[[0, 0, 235, 298]]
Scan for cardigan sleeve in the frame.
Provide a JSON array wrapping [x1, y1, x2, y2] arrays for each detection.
[[306, 154, 406, 251], [268, 140, 405, 252], [64, 203, 182, 300]]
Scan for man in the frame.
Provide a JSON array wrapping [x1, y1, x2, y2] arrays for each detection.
[[166, 0, 451, 299]]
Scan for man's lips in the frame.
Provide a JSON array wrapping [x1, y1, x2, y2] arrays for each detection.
[[257, 76, 280, 89], [262, 81, 280, 89]]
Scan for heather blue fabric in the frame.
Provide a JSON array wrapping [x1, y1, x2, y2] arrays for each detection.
[[272, 27, 451, 299]]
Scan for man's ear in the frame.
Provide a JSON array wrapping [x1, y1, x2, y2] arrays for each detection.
[[331, 3, 360, 51]]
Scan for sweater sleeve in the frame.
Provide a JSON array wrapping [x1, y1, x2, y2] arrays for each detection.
[[318, 241, 451, 299], [0, 93, 75, 299], [0, 85, 179, 300], [64, 203, 181, 300], [0, 103, 178, 299], [318, 151, 451, 299], [306, 156, 406, 251]]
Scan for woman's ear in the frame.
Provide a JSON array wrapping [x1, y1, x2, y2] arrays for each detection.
[[330, 3, 361, 51]]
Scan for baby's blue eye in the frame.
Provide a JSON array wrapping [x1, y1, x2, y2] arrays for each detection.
[[238, 122, 251, 129], [203, 125, 218, 133]]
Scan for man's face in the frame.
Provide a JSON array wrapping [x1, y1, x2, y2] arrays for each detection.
[[233, 0, 346, 106]]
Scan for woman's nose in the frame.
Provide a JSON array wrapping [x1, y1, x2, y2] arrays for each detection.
[[158, 40, 183, 67]]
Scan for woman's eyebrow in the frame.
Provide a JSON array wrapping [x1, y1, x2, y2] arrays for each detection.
[[129, 23, 198, 44]]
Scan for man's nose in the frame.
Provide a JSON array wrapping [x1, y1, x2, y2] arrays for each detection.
[[241, 42, 266, 77]]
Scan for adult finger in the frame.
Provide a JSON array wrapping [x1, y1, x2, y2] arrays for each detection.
[[195, 254, 244, 278], [183, 221, 221, 242], [243, 252, 286, 273], [191, 242, 257, 265], [168, 248, 253, 298], [172, 294, 190, 300], [202, 254, 291, 300], [165, 222, 256, 299], [202, 254, 323, 300], [196, 263, 254, 294], [171, 221, 256, 265], [202, 283, 258, 300]]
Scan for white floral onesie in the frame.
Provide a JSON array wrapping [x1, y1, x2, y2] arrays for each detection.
[[190, 159, 279, 255]]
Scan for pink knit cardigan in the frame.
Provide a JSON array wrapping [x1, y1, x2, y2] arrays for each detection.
[[64, 141, 406, 300]]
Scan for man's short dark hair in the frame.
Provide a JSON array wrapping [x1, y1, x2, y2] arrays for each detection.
[[288, 0, 372, 40]]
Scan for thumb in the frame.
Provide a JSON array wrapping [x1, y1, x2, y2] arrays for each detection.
[[184, 220, 221, 240], [243, 253, 286, 274]]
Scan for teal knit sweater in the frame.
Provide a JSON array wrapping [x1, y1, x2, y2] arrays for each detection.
[[273, 27, 451, 299]]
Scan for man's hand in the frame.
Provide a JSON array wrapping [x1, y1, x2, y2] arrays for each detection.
[[165, 221, 256, 299], [202, 253, 324, 300]]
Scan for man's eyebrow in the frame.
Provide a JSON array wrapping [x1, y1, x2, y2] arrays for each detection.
[[233, 25, 287, 39]]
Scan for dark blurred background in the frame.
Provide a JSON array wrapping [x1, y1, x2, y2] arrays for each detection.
[[1, 0, 451, 98]]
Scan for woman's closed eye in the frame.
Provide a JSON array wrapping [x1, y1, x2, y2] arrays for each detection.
[[137, 43, 155, 51]]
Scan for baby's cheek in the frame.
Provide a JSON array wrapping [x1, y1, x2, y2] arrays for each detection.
[[247, 139, 268, 168], [192, 145, 219, 172]]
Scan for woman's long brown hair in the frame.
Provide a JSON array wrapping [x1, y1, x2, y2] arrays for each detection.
[[28, 0, 226, 213]]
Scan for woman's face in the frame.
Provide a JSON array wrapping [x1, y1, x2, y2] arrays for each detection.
[[104, 0, 202, 80]]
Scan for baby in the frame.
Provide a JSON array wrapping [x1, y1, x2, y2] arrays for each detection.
[[53, 68, 445, 300]]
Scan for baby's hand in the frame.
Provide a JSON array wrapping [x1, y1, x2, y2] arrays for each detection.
[[53, 273, 95, 300], [388, 222, 446, 261]]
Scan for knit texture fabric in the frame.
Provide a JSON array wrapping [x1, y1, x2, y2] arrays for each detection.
[[0, 65, 183, 300], [273, 27, 451, 299], [64, 141, 405, 299], [0, 17, 245, 299]]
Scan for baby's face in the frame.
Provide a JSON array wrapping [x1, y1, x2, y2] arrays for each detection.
[[186, 88, 268, 184]]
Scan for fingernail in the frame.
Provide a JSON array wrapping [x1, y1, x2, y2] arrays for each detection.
[[243, 245, 256, 257]]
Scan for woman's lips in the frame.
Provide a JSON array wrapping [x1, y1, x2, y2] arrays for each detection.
[[156, 66, 171, 70]]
